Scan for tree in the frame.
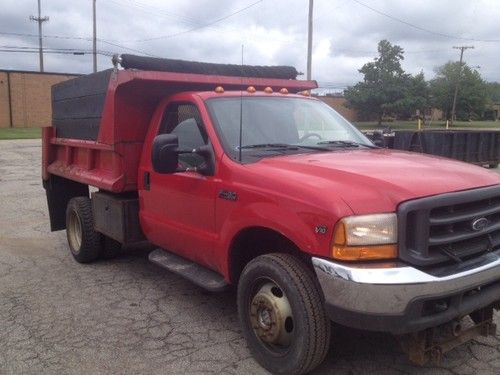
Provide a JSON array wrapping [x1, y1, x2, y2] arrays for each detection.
[[429, 62, 489, 120], [344, 40, 410, 124], [391, 72, 430, 120], [486, 82, 500, 103]]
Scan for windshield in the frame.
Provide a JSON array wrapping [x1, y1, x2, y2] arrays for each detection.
[[206, 96, 373, 162]]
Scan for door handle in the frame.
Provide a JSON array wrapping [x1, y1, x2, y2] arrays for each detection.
[[144, 171, 150, 190]]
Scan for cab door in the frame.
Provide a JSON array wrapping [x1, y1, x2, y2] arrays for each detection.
[[140, 100, 218, 268]]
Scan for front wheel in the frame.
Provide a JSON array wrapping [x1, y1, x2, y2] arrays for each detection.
[[237, 253, 331, 375]]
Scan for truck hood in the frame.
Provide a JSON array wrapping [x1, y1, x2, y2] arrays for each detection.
[[253, 149, 500, 214]]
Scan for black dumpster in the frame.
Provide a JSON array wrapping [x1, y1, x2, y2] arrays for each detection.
[[391, 130, 500, 168]]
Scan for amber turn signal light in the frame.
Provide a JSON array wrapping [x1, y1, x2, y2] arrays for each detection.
[[332, 244, 398, 261]]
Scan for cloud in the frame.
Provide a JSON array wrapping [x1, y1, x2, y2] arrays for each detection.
[[0, 0, 499, 86]]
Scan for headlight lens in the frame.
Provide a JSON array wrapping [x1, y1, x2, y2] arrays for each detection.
[[332, 213, 398, 261]]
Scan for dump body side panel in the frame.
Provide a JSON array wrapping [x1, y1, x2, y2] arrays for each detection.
[[42, 69, 317, 193]]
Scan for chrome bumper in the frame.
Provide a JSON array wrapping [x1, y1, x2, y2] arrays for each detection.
[[312, 251, 500, 333]]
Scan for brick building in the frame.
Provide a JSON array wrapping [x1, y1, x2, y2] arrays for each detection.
[[493, 103, 500, 120], [0, 70, 79, 128]]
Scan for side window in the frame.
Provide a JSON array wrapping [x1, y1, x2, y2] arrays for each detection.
[[159, 103, 208, 168]]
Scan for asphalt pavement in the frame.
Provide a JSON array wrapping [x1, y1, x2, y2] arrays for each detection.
[[0, 139, 499, 374]]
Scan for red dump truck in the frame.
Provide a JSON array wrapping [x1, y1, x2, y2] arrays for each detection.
[[42, 55, 500, 374]]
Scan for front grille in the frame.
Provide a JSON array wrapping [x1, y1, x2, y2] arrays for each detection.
[[398, 185, 500, 267]]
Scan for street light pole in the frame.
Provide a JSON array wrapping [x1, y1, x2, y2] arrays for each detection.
[[306, 0, 313, 80], [450, 46, 474, 125], [92, 0, 97, 73], [30, 0, 49, 72]]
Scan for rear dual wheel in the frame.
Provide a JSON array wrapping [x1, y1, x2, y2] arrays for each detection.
[[237, 253, 331, 375], [66, 197, 121, 263]]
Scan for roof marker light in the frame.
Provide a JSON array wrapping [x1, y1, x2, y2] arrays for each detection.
[[300, 90, 310, 96], [280, 88, 289, 94], [264, 87, 273, 94], [247, 86, 256, 93], [215, 86, 224, 93]]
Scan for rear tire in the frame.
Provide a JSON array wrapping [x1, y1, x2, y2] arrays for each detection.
[[237, 253, 331, 375], [65, 197, 102, 263]]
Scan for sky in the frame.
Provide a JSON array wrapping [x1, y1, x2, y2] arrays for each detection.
[[1, 0, 499, 92]]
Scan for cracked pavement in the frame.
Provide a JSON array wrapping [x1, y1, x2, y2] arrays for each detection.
[[0, 139, 499, 374]]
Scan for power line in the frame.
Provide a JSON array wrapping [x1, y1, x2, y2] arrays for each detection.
[[107, 0, 203, 27], [106, 0, 253, 41], [332, 47, 458, 57], [0, 30, 156, 57], [350, 0, 500, 43], [1, 0, 264, 57], [0, 30, 91, 41], [0, 48, 112, 56], [131, 0, 264, 42]]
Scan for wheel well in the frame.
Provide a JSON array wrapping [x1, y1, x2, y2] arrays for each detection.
[[229, 227, 310, 284], [43, 175, 89, 231]]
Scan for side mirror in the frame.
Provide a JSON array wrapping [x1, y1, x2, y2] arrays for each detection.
[[195, 144, 215, 176], [152, 134, 179, 173]]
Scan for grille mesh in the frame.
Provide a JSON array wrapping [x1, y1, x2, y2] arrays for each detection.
[[398, 185, 500, 267]]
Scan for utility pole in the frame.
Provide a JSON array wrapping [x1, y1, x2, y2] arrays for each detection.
[[30, 0, 49, 72], [92, 0, 97, 73], [306, 0, 313, 80], [450, 45, 474, 125]]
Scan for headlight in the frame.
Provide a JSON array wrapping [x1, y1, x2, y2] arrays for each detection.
[[332, 213, 398, 261]]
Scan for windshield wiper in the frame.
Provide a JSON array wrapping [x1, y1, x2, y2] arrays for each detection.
[[239, 143, 297, 149], [317, 140, 378, 149], [239, 143, 332, 151]]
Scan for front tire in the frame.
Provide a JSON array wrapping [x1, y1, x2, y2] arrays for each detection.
[[65, 197, 102, 263], [237, 253, 331, 375]]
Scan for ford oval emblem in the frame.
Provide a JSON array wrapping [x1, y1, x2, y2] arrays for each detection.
[[471, 217, 489, 231]]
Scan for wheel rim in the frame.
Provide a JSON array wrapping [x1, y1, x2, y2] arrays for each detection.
[[67, 209, 82, 252], [249, 281, 294, 350]]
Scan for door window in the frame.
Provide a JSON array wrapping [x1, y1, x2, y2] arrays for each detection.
[[159, 103, 208, 169]]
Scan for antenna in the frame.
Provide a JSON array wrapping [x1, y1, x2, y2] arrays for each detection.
[[238, 45, 244, 162]]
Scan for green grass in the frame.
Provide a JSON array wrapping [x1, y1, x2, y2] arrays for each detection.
[[0, 128, 42, 140], [353, 120, 500, 131]]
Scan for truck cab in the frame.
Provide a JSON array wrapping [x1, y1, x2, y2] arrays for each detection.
[[43, 55, 500, 374]]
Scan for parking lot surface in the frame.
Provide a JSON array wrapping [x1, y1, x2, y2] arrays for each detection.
[[0, 139, 499, 374]]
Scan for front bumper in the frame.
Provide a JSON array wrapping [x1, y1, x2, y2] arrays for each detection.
[[312, 250, 500, 334]]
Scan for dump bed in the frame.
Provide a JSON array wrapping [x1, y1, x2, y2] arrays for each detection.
[[42, 55, 317, 192]]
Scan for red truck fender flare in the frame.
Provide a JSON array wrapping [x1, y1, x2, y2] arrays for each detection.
[[218, 202, 322, 280]]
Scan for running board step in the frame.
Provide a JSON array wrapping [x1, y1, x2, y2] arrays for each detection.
[[148, 248, 229, 292]]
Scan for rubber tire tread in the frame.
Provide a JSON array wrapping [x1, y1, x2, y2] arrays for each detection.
[[237, 253, 331, 375], [66, 197, 102, 263]]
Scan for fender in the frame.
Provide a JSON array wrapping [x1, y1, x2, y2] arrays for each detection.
[[216, 200, 333, 280]]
